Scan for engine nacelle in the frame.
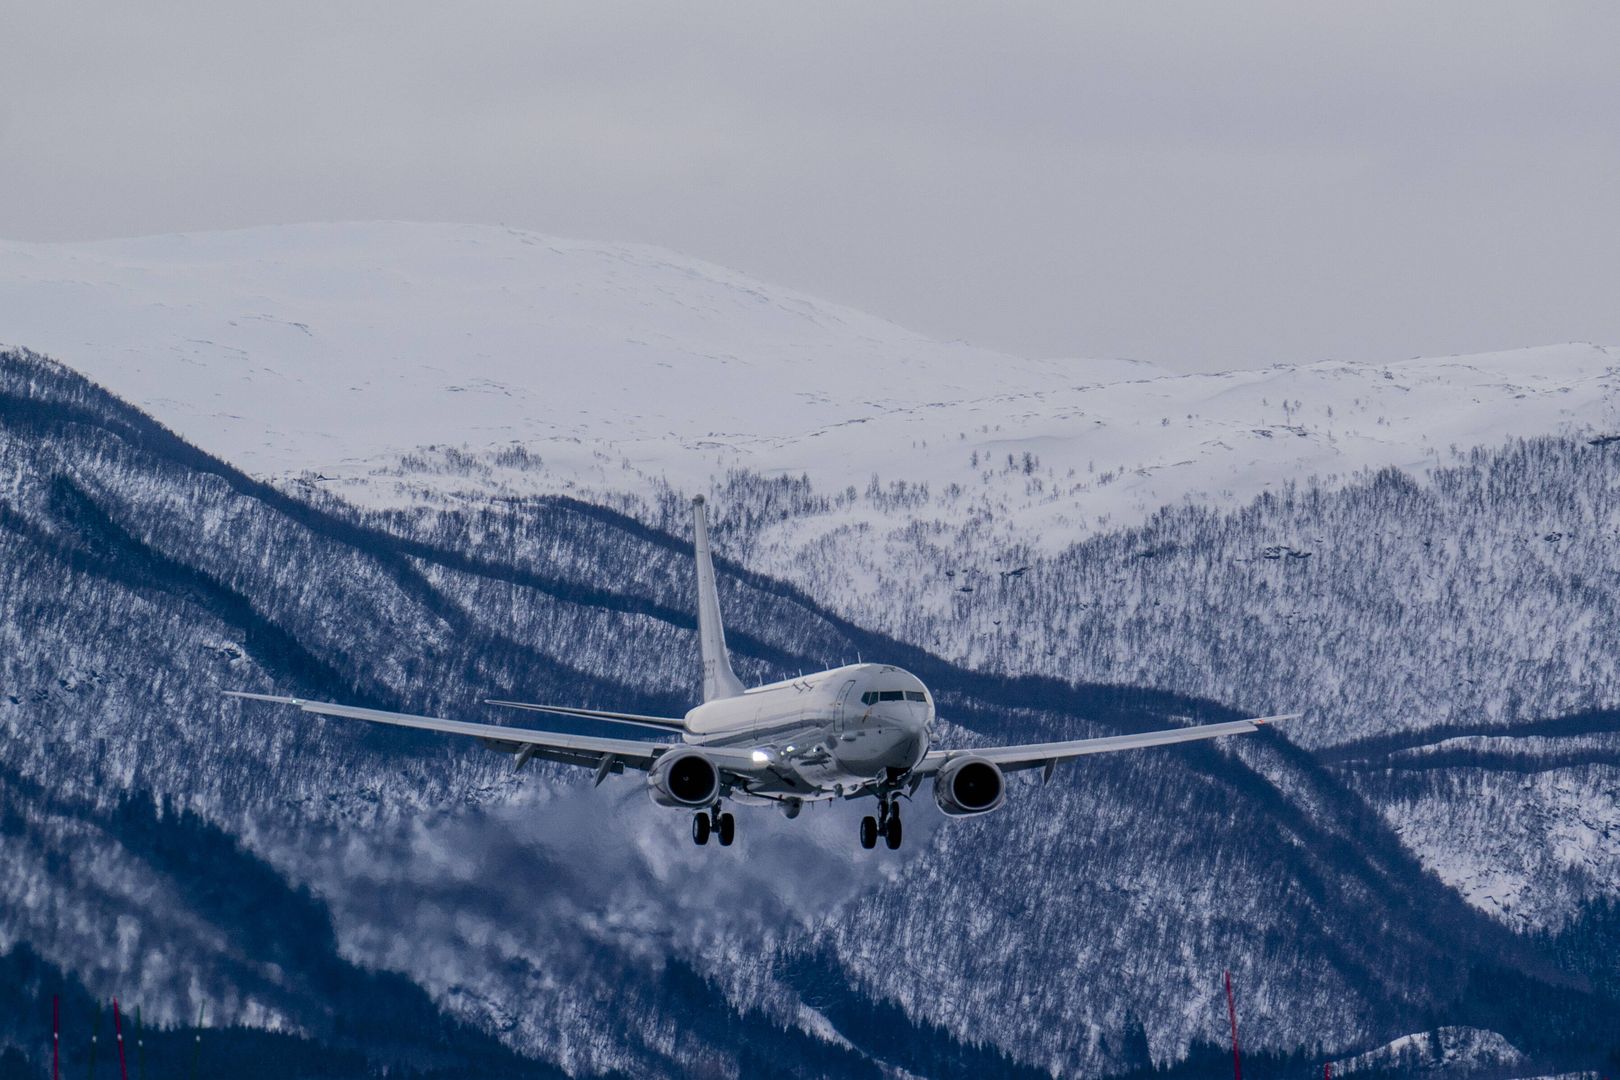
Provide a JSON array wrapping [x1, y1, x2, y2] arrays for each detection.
[[933, 756, 1006, 816], [647, 751, 720, 808]]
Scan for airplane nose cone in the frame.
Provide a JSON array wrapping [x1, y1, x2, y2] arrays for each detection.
[[898, 707, 930, 767]]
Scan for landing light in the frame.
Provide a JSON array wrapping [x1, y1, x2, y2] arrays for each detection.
[[751, 749, 776, 764]]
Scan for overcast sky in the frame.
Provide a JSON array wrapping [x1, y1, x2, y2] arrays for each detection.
[[5, 2, 1618, 371]]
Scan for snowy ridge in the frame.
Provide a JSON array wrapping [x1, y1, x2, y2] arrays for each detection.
[[1331, 1026, 1526, 1075]]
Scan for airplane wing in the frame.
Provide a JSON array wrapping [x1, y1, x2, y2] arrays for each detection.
[[483, 699, 688, 732], [224, 691, 752, 780], [916, 713, 1297, 777]]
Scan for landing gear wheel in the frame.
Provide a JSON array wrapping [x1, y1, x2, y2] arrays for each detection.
[[859, 816, 879, 849], [884, 813, 903, 850], [692, 813, 711, 845], [717, 812, 736, 846]]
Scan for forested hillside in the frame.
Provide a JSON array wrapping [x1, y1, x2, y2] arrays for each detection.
[[2, 347, 1617, 1076]]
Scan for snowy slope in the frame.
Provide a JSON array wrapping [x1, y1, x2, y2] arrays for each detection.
[[0, 221, 1156, 483], [1331, 1026, 1527, 1075], [2, 222, 1615, 549], [1379, 753, 1620, 929]]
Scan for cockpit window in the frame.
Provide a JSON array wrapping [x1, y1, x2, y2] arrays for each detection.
[[862, 689, 925, 705]]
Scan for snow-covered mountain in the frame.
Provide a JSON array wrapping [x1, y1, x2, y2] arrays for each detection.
[[6, 223, 1615, 663], [1, 222, 1614, 540], [0, 221, 1157, 483], [9, 220, 1617, 676], [14, 348, 1591, 1077], [5, 224, 1620, 1075]]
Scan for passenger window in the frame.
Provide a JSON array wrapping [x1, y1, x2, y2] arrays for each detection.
[[905, 691, 926, 702], [879, 690, 905, 702]]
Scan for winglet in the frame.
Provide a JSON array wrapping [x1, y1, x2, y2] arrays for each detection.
[[1248, 712, 1301, 728]]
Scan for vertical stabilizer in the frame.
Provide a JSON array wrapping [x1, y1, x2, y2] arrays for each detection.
[[692, 496, 745, 701]]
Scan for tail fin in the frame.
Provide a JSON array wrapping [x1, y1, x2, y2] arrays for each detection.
[[692, 496, 745, 701]]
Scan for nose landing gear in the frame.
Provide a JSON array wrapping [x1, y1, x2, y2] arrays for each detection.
[[693, 807, 736, 847]]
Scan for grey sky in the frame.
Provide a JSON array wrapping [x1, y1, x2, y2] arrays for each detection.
[[4, 2, 1618, 371]]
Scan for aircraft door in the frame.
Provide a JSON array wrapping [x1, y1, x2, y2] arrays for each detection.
[[832, 679, 858, 734]]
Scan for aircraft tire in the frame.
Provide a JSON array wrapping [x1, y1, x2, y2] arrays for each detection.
[[717, 812, 736, 846], [884, 814, 902, 850], [859, 816, 879, 849], [692, 813, 711, 845]]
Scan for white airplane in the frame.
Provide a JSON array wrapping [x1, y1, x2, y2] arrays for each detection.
[[229, 497, 1293, 849]]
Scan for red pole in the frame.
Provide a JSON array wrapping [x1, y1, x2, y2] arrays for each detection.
[[52, 995, 59, 1080], [113, 999, 129, 1080], [1224, 970, 1242, 1080]]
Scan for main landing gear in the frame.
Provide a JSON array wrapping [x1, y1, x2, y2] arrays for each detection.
[[692, 806, 735, 847], [860, 799, 902, 850]]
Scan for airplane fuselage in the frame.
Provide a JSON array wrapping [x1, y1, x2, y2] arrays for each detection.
[[682, 663, 932, 805]]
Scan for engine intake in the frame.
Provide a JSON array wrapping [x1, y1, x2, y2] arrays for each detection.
[[648, 751, 720, 808], [933, 756, 1005, 816]]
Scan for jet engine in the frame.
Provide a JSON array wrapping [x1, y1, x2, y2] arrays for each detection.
[[932, 756, 1005, 816], [648, 751, 720, 808]]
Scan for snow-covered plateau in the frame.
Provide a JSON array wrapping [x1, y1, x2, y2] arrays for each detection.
[[1, 221, 1614, 524]]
